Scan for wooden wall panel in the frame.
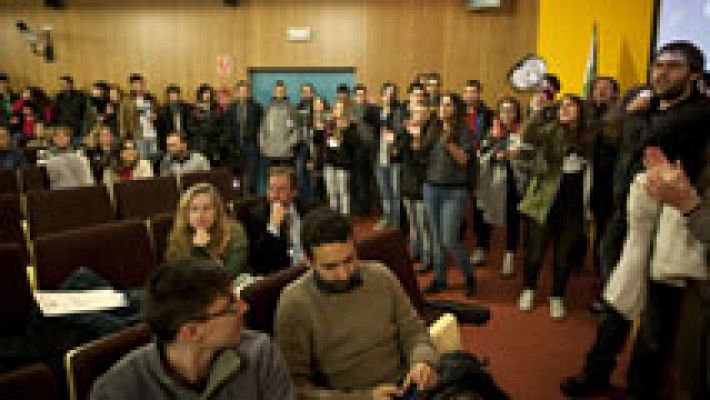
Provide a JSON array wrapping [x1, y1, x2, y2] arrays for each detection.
[[0, 0, 537, 104]]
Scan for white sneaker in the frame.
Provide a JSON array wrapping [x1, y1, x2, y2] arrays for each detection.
[[549, 297, 566, 320], [469, 248, 487, 265], [518, 289, 535, 311], [501, 252, 515, 276], [373, 219, 389, 231]]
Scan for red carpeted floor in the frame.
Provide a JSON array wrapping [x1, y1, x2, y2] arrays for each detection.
[[354, 218, 633, 400]]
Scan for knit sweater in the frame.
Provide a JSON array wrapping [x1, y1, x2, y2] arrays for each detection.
[[259, 99, 299, 159], [274, 261, 437, 399]]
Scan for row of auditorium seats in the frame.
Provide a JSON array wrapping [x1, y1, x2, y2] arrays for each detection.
[[0, 168, 238, 268], [0, 228, 430, 400], [0, 166, 49, 194], [0, 166, 237, 199]]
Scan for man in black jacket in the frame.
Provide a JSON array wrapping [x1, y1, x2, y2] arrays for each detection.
[[462, 79, 493, 266], [231, 80, 263, 196], [244, 166, 312, 275], [350, 83, 379, 217], [295, 83, 315, 203], [586, 76, 620, 313], [156, 84, 190, 152], [562, 40, 710, 399], [54, 75, 86, 142]]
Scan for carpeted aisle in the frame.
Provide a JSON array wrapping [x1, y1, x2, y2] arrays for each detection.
[[354, 219, 633, 399]]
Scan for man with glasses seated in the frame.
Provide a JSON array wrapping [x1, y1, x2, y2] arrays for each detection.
[[90, 259, 295, 400]]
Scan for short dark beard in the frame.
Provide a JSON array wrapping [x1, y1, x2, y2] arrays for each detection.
[[657, 84, 689, 102], [313, 269, 363, 294]]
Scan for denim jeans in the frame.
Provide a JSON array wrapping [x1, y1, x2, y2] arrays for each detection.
[[404, 198, 431, 267], [375, 163, 402, 228], [424, 184, 474, 285], [324, 166, 350, 215]]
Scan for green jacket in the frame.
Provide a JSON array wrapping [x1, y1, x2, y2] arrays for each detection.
[[191, 220, 249, 276], [517, 114, 566, 225]]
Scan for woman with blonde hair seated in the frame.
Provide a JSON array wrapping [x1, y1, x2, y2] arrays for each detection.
[[166, 183, 249, 277]]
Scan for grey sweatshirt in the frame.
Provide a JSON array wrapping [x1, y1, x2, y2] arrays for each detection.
[[259, 99, 299, 159], [90, 330, 296, 400]]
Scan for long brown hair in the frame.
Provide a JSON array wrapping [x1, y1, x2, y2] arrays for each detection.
[[559, 94, 595, 158], [166, 183, 231, 263]]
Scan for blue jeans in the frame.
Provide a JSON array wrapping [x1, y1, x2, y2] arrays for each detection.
[[375, 163, 402, 228], [424, 184, 474, 285], [404, 198, 431, 267]]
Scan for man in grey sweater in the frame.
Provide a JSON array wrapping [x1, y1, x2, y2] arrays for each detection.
[[275, 208, 438, 400], [90, 259, 296, 400], [259, 80, 299, 167], [159, 131, 210, 177]]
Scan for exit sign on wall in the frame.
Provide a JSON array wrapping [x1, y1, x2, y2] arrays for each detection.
[[466, 0, 501, 10], [287, 27, 312, 42]]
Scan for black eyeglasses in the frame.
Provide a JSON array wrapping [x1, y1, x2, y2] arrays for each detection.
[[190, 293, 240, 322]]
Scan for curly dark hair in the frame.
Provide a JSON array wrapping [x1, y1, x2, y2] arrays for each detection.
[[301, 207, 353, 259]]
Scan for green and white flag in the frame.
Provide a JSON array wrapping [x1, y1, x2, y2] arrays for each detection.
[[582, 23, 598, 98]]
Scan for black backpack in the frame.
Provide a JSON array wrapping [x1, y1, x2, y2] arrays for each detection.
[[427, 351, 510, 400]]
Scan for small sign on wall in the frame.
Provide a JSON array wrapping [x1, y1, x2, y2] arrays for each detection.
[[287, 27, 311, 42], [217, 55, 233, 77]]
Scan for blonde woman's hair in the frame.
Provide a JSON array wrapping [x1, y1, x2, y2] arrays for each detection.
[[165, 182, 232, 263]]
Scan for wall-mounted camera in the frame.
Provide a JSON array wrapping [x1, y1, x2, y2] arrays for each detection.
[[16, 20, 55, 63]]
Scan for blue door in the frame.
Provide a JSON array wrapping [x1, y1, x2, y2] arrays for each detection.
[[249, 68, 356, 107]]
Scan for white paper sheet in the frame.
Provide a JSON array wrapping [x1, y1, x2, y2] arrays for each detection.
[[34, 289, 127, 316]]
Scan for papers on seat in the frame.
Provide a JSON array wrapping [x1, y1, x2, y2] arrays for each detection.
[[34, 289, 128, 316]]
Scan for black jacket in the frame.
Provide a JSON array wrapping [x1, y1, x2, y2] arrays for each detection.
[[156, 101, 191, 150], [400, 130, 428, 199], [375, 103, 406, 164], [230, 99, 263, 145], [322, 123, 357, 170], [243, 200, 313, 275], [464, 102, 493, 150], [54, 89, 86, 134]]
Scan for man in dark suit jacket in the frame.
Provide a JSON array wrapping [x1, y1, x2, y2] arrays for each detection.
[[156, 85, 191, 152], [231, 80, 264, 196], [244, 166, 313, 275]]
